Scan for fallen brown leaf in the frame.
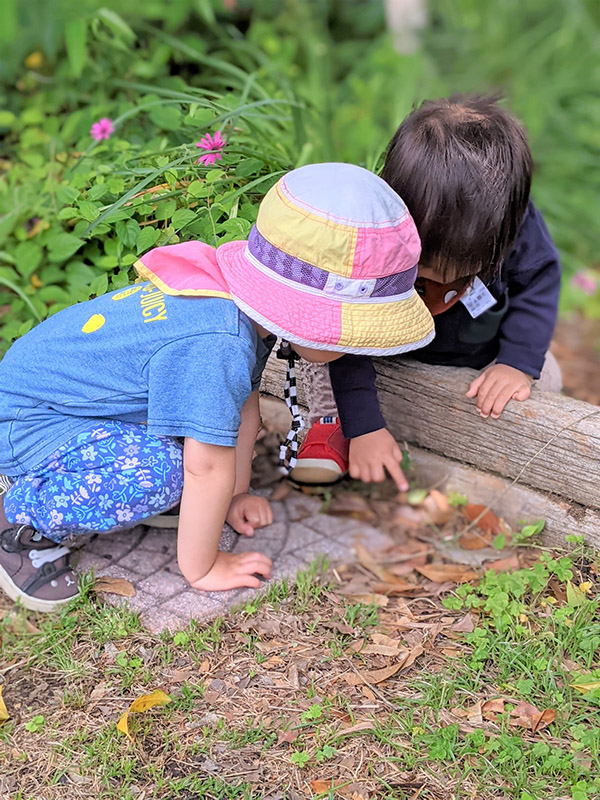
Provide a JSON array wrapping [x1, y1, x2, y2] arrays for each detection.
[[458, 527, 492, 550], [277, 729, 297, 745], [485, 555, 520, 573], [339, 720, 378, 735], [345, 659, 406, 686], [92, 576, 136, 597], [481, 698, 506, 721], [451, 613, 476, 633], [415, 563, 478, 583], [310, 779, 347, 794], [510, 700, 556, 732], [327, 493, 375, 521], [461, 504, 503, 534]]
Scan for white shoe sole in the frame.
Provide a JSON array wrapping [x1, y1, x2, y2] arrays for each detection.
[[0, 564, 77, 613], [289, 458, 346, 486]]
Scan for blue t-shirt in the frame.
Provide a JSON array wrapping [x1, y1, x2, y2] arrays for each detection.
[[0, 283, 274, 476]]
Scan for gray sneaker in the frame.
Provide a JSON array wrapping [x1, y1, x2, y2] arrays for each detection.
[[0, 526, 80, 612]]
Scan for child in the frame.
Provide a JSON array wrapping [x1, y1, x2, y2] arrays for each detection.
[[290, 94, 562, 487], [0, 162, 434, 612]]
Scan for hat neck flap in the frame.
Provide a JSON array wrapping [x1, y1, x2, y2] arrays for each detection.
[[134, 241, 231, 299]]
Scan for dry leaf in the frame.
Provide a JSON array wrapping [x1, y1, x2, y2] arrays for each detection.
[[345, 660, 405, 686], [485, 555, 520, 573], [340, 720, 377, 735], [415, 563, 478, 583], [510, 700, 556, 732], [327, 494, 375, 521], [117, 689, 171, 740], [263, 655, 285, 670], [310, 779, 346, 794], [458, 528, 492, 550], [93, 577, 136, 597], [451, 613, 476, 633], [461, 504, 503, 534], [423, 490, 454, 525], [353, 541, 391, 582], [371, 579, 420, 595], [570, 679, 600, 694], [481, 698, 506, 721], [402, 644, 424, 670], [350, 593, 389, 608], [277, 729, 297, 745], [0, 687, 9, 723]]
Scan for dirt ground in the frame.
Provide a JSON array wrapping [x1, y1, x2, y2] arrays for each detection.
[[552, 314, 600, 406]]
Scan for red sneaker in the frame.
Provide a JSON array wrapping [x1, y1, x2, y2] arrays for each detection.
[[289, 417, 349, 485]]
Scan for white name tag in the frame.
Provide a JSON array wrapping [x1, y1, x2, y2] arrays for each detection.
[[460, 276, 497, 318]]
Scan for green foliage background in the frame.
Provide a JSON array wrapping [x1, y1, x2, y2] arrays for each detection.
[[1, 0, 599, 353]]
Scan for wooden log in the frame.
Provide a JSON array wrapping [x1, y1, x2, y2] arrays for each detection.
[[261, 355, 600, 514], [406, 446, 600, 548]]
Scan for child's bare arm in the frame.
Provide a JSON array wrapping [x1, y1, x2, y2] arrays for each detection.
[[226, 390, 273, 536], [177, 438, 272, 590]]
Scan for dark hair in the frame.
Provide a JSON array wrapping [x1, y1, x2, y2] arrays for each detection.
[[381, 94, 532, 284]]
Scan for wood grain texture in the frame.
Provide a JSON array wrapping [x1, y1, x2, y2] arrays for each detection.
[[407, 447, 600, 548], [262, 355, 600, 513]]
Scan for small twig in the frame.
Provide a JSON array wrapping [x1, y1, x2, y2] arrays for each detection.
[[457, 408, 600, 538]]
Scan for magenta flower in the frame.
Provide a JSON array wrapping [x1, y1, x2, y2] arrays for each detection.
[[90, 117, 115, 141], [571, 270, 598, 296], [196, 130, 226, 165]]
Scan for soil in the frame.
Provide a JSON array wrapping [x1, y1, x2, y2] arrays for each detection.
[[552, 314, 600, 406]]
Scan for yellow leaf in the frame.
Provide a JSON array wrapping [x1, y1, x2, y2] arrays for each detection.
[[566, 580, 587, 608], [25, 51, 43, 69], [0, 687, 9, 723], [117, 689, 171, 740], [579, 582, 593, 594], [570, 680, 600, 694]]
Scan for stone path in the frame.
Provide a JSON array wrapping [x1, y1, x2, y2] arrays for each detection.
[[73, 492, 380, 634]]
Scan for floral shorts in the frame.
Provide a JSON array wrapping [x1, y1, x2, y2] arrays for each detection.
[[3, 421, 183, 543]]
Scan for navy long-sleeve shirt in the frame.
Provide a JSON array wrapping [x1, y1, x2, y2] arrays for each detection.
[[329, 201, 561, 439]]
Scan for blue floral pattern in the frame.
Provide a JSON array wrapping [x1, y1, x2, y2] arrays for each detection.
[[3, 421, 183, 543]]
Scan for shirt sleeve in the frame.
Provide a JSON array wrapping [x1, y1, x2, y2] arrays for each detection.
[[145, 333, 255, 446], [329, 355, 386, 439], [495, 204, 561, 379]]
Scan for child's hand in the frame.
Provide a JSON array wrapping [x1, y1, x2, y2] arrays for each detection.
[[466, 364, 532, 418], [349, 428, 409, 491], [191, 551, 272, 591], [226, 493, 273, 536]]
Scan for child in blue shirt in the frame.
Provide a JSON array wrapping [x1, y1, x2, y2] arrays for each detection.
[[0, 162, 434, 612]]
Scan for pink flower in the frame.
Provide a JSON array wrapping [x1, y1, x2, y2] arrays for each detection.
[[90, 117, 115, 141], [571, 270, 598, 296], [196, 130, 226, 165]]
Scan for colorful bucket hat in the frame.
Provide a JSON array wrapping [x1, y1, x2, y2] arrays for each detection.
[[216, 162, 434, 356], [135, 163, 434, 356]]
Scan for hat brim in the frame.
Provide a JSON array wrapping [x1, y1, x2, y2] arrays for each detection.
[[217, 240, 435, 356]]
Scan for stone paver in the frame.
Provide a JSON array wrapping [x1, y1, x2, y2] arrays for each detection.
[[72, 494, 375, 633]]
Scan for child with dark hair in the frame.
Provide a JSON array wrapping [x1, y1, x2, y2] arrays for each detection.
[[291, 94, 562, 487]]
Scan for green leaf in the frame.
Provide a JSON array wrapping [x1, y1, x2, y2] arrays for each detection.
[[149, 106, 182, 131], [187, 180, 209, 199], [97, 7, 135, 41], [116, 220, 140, 250], [155, 199, 177, 221], [14, 242, 42, 279], [46, 233, 84, 263], [205, 169, 223, 184], [136, 227, 160, 254], [65, 18, 88, 78], [106, 176, 125, 195], [56, 185, 79, 206], [87, 183, 109, 202], [566, 581, 587, 608], [171, 209, 197, 229], [78, 200, 100, 223], [89, 273, 109, 298], [235, 158, 264, 178], [0, 111, 17, 129]]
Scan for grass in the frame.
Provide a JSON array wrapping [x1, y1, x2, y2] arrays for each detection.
[[0, 544, 599, 799]]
